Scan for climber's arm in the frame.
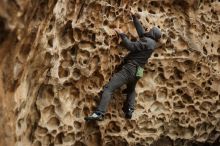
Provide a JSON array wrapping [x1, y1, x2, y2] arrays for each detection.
[[118, 33, 147, 52], [132, 14, 145, 38]]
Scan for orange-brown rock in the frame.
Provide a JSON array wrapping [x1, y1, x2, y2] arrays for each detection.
[[0, 0, 220, 146]]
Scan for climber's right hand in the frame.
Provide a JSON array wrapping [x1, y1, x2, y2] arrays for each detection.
[[114, 28, 123, 34], [114, 28, 124, 37]]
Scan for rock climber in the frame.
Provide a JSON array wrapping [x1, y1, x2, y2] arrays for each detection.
[[85, 13, 162, 121]]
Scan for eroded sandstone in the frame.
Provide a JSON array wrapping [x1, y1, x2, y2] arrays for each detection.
[[0, 0, 220, 146]]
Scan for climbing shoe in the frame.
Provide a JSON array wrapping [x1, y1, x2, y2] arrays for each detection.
[[84, 112, 104, 121], [122, 107, 134, 119]]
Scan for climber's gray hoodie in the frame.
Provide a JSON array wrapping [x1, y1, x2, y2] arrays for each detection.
[[118, 15, 161, 68]]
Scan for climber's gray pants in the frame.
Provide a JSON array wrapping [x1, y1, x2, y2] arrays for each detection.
[[96, 63, 140, 114]]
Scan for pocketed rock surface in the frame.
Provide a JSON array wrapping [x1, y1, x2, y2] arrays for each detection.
[[0, 0, 220, 146]]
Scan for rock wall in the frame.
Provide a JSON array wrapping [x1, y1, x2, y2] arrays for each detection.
[[0, 0, 220, 146]]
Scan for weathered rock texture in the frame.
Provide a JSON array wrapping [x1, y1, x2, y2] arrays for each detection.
[[0, 0, 220, 146]]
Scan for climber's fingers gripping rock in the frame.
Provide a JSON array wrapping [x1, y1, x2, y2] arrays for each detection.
[[114, 28, 123, 35], [114, 28, 126, 39]]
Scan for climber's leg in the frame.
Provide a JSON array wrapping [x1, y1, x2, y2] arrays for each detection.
[[122, 78, 138, 119]]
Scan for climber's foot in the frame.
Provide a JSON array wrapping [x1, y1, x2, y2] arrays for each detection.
[[122, 106, 134, 119], [125, 109, 134, 119], [84, 112, 104, 121]]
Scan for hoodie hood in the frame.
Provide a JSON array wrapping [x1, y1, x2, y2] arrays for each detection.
[[144, 27, 161, 41]]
